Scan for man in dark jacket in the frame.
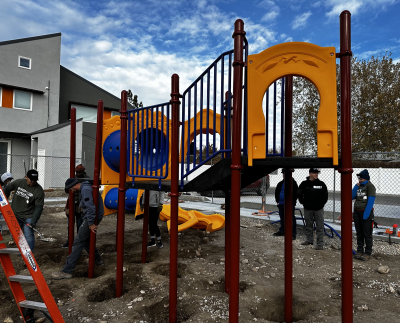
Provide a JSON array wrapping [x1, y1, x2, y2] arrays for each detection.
[[51, 179, 104, 279], [298, 168, 328, 250], [352, 169, 376, 261], [273, 169, 298, 240], [62, 164, 87, 248]]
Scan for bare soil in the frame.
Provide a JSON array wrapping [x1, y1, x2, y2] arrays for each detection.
[[1, 203, 400, 323]]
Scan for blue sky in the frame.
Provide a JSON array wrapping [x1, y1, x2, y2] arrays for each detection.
[[1, 0, 399, 106]]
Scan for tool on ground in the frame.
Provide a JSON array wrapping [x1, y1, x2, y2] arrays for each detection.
[[0, 186, 65, 322], [16, 217, 55, 242]]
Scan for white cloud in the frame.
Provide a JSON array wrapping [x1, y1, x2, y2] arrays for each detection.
[[261, 11, 279, 22], [325, 0, 397, 17], [63, 38, 210, 105], [259, 0, 280, 22], [291, 11, 312, 29]]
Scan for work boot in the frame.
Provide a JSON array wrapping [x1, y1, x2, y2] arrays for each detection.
[[62, 241, 69, 248], [157, 240, 163, 249], [315, 245, 324, 250], [147, 239, 156, 248], [273, 231, 284, 237], [354, 252, 363, 259], [359, 254, 371, 261], [301, 241, 313, 246], [51, 271, 72, 280]]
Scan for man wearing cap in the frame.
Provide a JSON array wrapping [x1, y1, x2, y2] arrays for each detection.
[[4, 170, 45, 251], [298, 168, 328, 250], [51, 178, 104, 279], [352, 169, 376, 261], [62, 164, 87, 248], [273, 169, 298, 240], [0, 172, 13, 187]]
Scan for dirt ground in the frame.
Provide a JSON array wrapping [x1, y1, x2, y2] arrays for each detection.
[[2, 199, 400, 323]]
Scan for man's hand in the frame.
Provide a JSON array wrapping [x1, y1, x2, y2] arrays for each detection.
[[89, 224, 98, 234]]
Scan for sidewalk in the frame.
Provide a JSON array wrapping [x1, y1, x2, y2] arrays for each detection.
[[177, 200, 400, 244]]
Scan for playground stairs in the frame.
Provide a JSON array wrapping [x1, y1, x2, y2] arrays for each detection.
[[128, 156, 338, 192], [0, 187, 65, 323]]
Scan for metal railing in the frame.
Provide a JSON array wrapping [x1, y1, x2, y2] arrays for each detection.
[[179, 44, 248, 189]]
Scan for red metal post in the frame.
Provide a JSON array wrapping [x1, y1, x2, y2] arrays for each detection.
[[88, 100, 103, 278], [224, 91, 232, 295], [339, 10, 353, 323], [116, 91, 128, 297], [284, 76, 293, 323], [169, 74, 180, 323], [224, 191, 231, 294], [229, 19, 245, 323], [141, 190, 150, 263], [68, 108, 76, 255]]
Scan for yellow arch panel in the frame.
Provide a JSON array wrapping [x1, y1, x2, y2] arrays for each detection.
[[247, 42, 338, 165], [180, 110, 224, 163]]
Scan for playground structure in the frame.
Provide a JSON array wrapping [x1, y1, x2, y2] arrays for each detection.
[[63, 10, 354, 323]]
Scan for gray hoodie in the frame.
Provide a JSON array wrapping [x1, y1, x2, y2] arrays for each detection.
[[142, 190, 165, 207], [79, 182, 104, 226]]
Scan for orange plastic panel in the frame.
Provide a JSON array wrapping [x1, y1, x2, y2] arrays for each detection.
[[247, 42, 338, 165]]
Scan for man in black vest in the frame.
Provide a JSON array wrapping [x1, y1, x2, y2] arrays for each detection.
[[352, 169, 376, 261]]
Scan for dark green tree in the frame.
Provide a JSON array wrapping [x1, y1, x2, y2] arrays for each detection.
[[127, 90, 143, 109]]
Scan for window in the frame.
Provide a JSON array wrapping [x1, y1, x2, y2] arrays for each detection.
[[72, 104, 98, 123], [0, 140, 11, 173], [13, 90, 32, 110], [111, 110, 120, 117], [18, 56, 31, 69]]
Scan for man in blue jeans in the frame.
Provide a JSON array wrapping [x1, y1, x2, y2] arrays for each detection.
[[51, 178, 104, 279], [273, 169, 298, 240], [4, 170, 44, 251]]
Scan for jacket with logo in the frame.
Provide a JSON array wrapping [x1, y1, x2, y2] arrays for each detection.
[[298, 177, 328, 211]]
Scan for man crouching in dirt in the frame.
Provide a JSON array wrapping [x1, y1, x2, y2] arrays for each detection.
[[51, 178, 104, 280]]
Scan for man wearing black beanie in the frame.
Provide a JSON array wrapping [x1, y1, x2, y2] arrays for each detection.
[[352, 169, 376, 261]]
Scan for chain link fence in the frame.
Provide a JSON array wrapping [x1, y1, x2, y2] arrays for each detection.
[[0, 154, 81, 189], [2, 152, 400, 228], [198, 152, 400, 228]]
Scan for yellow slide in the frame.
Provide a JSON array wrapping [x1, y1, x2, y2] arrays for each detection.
[[161, 205, 225, 233]]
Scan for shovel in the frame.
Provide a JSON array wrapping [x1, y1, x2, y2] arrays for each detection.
[[16, 217, 55, 242]]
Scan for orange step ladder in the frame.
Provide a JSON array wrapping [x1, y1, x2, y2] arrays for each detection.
[[0, 186, 65, 323]]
